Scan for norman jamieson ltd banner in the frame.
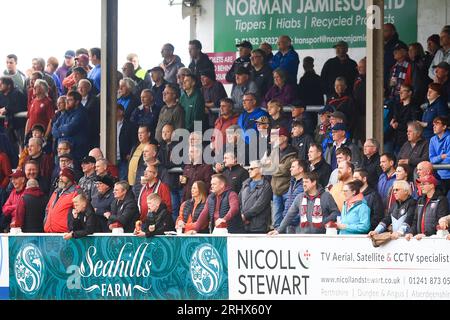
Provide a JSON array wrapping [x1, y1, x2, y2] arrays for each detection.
[[3, 235, 450, 300], [214, 0, 418, 51]]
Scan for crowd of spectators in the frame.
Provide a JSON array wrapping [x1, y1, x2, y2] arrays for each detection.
[[1, 24, 450, 241]]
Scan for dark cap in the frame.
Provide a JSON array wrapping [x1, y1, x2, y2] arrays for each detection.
[[330, 111, 347, 122], [95, 175, 115, 189], [59, 168, 75, 183], [235, 66, 250, 75], [333, 41, 348, 49], [81, 156, 96, 165], [433, 62, 450, 72], [331, 123, 347, 131], [319, 105, 335, 115], [149, 66, 164, 74], [10, 170, 26, 179], [393, 42, 408, 51], [64, 50, 76, 58], [236, 40, 253, 50], [59, 153, 73, 161]]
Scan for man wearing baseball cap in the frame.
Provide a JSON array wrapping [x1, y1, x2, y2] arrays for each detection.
[[406, 175, 448, 240], [44, 168, 79, 233], [324, 123, 362, 170], [433, 61, 450, 99], [55, 50, 75, 84], [78, 156, 97, 201], [226, 40, 253, 85], [321, 40, 358, 95], [1, 170, 26, 232]]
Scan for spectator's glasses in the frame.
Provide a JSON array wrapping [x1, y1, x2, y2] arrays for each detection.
[[248, 167, 258, 171]]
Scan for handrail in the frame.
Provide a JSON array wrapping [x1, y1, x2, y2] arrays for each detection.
[[0, 111, 27, 119], [210, 105, 325, 114]]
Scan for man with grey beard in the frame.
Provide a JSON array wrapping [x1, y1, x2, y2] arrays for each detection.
[[44, 168, 79, 233]]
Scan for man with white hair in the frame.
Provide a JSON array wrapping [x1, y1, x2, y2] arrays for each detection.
[[1, 170, 26, 232], [239, 160, 272, 233], [14, 179, 47, 233], [369, 180, 416, 239]]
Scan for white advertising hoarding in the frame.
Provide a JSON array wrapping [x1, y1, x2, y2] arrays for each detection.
[[0, 236, 8, 299], [228, 235, 450, 300]]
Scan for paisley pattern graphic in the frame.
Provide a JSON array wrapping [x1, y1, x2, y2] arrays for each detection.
[[9, 236, 228, 300], [190, 244, 223, 296], [14, 243, 44, 295]]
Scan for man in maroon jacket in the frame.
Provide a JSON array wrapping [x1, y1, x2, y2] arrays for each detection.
[[1, 170, 26, 232], [187, 174, 244, 234], [181, 146, 213, 201]]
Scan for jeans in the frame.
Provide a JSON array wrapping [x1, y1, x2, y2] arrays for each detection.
[[171, 188, 183, 222], [272, 193, 288, 229]]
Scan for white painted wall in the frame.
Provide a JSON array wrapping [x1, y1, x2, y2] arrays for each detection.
[[195, 0, 449, 80]]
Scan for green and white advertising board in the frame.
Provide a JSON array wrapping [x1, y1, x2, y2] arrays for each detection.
[[214, 0, 418, 51]]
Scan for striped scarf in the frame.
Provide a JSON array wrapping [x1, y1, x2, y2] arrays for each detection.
[[389, 61, 410, 101], [300, 194, 323, 229]]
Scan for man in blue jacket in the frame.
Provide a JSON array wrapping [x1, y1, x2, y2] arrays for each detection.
[[429, 116, 450, 194], [52, 91, 88, 162], [237, 93, 268, 146], [271, 35, 300, 85]]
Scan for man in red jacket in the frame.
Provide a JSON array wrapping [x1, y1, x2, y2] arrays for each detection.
[[137, 164, 172, 222], [1, 170, 26, 232], [44, 168, 79, 233]]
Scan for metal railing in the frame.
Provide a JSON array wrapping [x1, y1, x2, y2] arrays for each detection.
[[0, 111, 27, 119], [3, 107, 450, 172]]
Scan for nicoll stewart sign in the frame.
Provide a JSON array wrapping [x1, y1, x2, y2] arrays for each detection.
[[9, 236, 228, 300]]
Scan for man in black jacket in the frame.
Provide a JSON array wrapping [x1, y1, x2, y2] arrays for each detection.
[[249, 49, 273, 98], [105, 181, 139, 233], [135, 193, 174, 237], [321, 41, 358, 96], [117, 104, 137, 180], [217, 151, 249, 194], [226, 41, 252, 85], [78, 79, 100, 150], [308, 143, 332, 189], [406, 175, 448, 240], [0, 76, 27, 151], [361, 139, 383, 189], [64, 193, 104, 239], [384, 23, 402, 92], [188, 40, 214, 80], [298, 56, 325, 106], [354, 169, 384, 231]]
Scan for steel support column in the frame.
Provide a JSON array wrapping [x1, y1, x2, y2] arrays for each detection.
[[366, 0, 384, 149], [100, 0, 118, 164]]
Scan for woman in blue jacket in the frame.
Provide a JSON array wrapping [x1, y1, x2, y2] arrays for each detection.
[[337, 180, 371, 235], [421, 83, 448, 140]]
